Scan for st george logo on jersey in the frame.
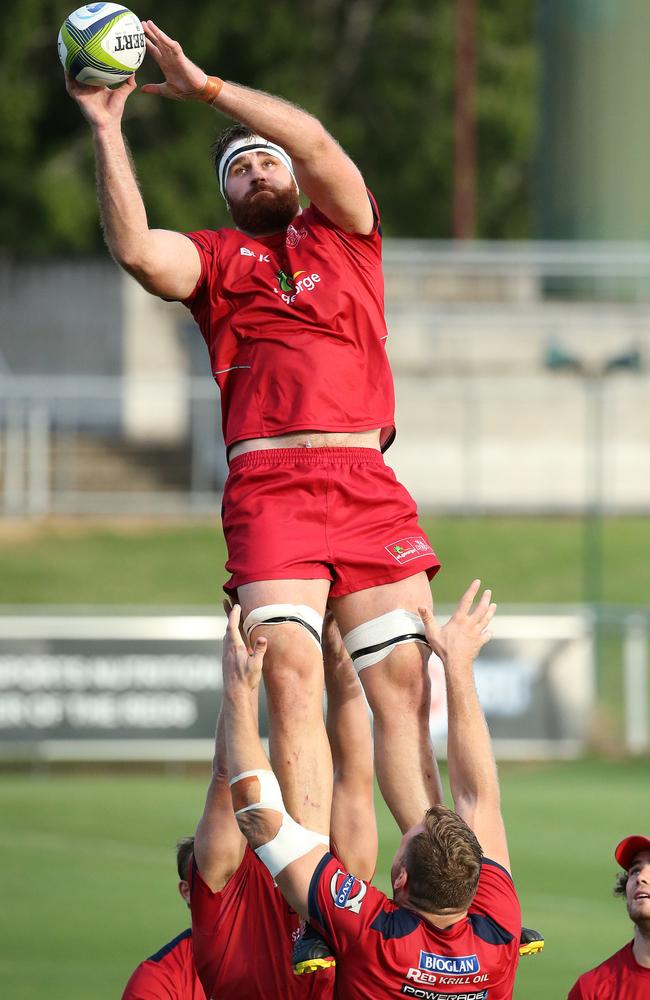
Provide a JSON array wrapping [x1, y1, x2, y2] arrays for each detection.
[[330, 868, 367, 913]]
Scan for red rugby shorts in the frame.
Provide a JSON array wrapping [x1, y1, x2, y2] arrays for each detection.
[[221, 448, 440, 597]]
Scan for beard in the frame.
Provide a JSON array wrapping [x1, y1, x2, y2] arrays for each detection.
[[629, 908, 650, 939], [229, 182, 300, 235]]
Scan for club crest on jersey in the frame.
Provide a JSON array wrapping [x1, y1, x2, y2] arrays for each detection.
[[330, 868, 367, 913], [286, 224, 307, 248], [418, 952, 480, 976], [386, 537, 433, 565]]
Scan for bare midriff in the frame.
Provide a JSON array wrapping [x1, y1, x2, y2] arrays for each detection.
[[228, 428, 381, 460]]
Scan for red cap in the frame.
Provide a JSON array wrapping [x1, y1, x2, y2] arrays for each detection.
[[615, 835, 650, 870]]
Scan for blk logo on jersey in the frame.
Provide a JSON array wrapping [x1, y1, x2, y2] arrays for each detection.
[[240, 247, 271, 262], [418, 953, 480, 976], [330, 868, 367, 913], [386, 537, 433, 565]]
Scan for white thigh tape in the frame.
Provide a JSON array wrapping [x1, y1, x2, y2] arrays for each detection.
[[230, 768, 328, 878], [343, 609, 429, 672], [243, 604, 323, 650], [230, 768, 285, 812]]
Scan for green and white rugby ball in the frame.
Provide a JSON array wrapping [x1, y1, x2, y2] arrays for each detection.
[[58, 3, 145, 87]]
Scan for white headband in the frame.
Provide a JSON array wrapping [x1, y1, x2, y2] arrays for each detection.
[[218, 135, 295, 199]]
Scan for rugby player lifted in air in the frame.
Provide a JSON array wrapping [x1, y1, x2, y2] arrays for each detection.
[[64, 18, 442, 862], [221, 582, 525, 999]]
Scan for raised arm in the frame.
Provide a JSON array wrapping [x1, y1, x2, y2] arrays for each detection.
[[192, 699, 247, 892], [141, 21, 374, 235], [221, 605, 328, 919], [64, 73, 200, 300], [325, 612, 377, 881], [419, 581, 510, 873]]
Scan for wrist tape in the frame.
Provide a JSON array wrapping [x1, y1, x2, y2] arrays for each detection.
[[196, 75, 224, 105]]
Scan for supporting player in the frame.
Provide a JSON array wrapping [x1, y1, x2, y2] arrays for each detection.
[[222, 583, 525, 999], [63, 20, 442, 850], [185, 608, 377, 997], [184, 697, 332, 998], [568, 835, 650, 999], [121, 838, 205, 1000]]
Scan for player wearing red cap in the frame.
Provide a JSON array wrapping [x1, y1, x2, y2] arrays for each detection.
[[64, 21, 444, 887], [121, 839, 204, 1000], [222, 582, 524, 999], [567, 835, 650, 999]]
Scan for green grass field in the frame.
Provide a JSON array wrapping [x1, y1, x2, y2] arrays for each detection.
[[1, 514, 650, 606], [0, 760, 642, 1000]]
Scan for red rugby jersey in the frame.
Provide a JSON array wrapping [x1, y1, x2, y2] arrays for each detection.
[[308, 854, 521, 1000], [121, 928, 205, 1000], [568, 941, 650, 999], [183, 197, 396, 453], [191, 846, 334, 1000]]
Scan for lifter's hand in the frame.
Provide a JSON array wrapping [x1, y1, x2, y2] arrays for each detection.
[[419, 580, 496, 669], [322, 610, 347, 669], [140, 20, 210, 100], [222, 603, 267, 693], [322, 610, 360, 703], [64, 70, 136, 129]]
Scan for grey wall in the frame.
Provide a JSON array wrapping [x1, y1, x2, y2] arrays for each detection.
[[0, 259, 123, 376]]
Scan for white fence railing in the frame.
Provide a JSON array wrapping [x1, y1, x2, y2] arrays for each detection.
[[2, 371, 650, 515]]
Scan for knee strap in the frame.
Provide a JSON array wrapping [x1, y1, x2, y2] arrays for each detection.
[[243, 604, 323, 651], [343, 609, 429, 672]]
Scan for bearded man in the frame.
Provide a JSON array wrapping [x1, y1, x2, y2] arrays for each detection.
[[65, 21, 442, 926]]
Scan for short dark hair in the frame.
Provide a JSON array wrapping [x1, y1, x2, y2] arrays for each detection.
[[614, 871, 628, 897], [176, 836, 195, 881], [211, 123, 256, 180], [405, 806, 483, 913]]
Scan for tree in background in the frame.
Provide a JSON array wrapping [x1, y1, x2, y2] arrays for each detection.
[[0, 0, 535, 255]]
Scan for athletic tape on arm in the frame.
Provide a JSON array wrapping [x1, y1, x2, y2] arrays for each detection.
[[243, 605, 323, 651], [343, 609, 429, 672], [230, 769, 329, 879]]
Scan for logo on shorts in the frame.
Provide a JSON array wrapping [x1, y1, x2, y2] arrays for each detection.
[[330, 868, 367, 913], [386, 537, 433, 565]]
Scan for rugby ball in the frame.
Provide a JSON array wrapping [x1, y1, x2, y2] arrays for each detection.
[[58, 3, 145, 86]]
